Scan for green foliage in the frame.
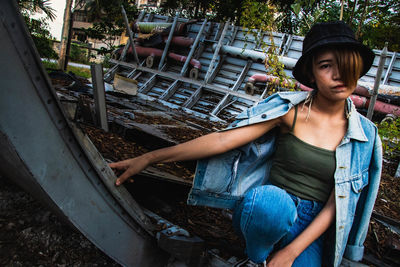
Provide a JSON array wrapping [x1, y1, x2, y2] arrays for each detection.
[[69, 43, 89, 64], [66, 65, 91, 79], [18, 0, 58, 59], [378, 117, 400, 160], [158, 0, 243, 22], [18, 0, 56, 20], [82, 0, 137, 51], [25, 17, 59, 59], [101, 54, 113, 69], [288, 0, 400, 51], [240, 0, 296, 92]]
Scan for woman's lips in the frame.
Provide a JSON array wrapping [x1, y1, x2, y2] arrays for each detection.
[[332, 84, 346, 91]]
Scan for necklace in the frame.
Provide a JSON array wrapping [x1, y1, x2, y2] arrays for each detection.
[[301, 91, 352, 121]]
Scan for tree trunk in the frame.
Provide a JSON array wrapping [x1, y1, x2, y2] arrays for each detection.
[[356, 0, 369, 40], [194, 0, 200, 18], [58, 0, 73, 70], [348, 0, 358, 25]]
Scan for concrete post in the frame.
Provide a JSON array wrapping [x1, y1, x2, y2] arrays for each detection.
[[91, 64, 109, 132], [367, 43, 388, 120]]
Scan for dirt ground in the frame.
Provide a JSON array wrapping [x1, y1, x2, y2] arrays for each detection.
[[0, 176, 119, 266]]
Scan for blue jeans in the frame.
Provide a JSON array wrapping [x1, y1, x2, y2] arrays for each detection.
[[232, 185, 325, 266]]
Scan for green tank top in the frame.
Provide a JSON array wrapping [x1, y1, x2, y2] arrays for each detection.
[[269, 106, 335, 203]]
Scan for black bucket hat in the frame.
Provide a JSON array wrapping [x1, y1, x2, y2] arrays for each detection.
[[292, 21, 375, 87]]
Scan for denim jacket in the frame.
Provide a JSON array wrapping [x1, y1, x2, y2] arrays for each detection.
[[187, 91, 382, 267]]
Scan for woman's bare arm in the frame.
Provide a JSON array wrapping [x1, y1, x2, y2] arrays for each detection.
[[266, 189, 336, 266], [110, 117, 281, 185]]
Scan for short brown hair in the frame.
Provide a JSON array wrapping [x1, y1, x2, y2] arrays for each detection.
[[303, 46, 364, 89]]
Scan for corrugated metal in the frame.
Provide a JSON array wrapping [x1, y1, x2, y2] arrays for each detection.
[[107, 13, 400, 123]]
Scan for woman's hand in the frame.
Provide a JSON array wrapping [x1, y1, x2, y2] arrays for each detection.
[[266, 248, 296, 267], [109, 155, 150, 186]]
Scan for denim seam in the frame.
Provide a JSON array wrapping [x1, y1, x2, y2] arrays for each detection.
[[243, 188, 257, 235]]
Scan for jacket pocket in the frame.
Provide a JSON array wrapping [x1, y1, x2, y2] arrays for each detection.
[[351, 170, 369, 194], [200, 150, 241, 194]]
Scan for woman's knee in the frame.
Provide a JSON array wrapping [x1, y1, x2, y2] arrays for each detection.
[[241, 185, 297, 234]]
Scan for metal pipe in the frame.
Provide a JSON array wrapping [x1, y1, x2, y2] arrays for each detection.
[[137, 10, 145, 21], [383, 52, 397, 85], [119, 11, 146, 62], [367, 43, 388, 119], [180, 19, 208, 76], [135, 22, 172, 33], [163, 36, 194, 47], [351, 95, 400, 117], [159, 12, 179, 70], [215, 44, 297, 69], [168, 52, 201, 69], [125, 46, 201, 69], [135, 46, 164, 57], [121, 5, 139, 63], [205, 21, 230, 83]]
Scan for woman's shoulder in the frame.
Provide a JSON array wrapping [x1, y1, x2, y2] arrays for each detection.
[[352, 110, 379, 140], [258, 91, 309, 105]]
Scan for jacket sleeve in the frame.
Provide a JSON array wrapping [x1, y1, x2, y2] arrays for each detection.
[[344, 128, 382, 261]]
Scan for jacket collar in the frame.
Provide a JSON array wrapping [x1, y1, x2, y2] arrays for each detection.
[[343, 98, 369, 142], [277, 91, 310, 106]]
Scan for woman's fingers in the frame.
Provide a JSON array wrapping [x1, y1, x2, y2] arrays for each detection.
[[109, 157, 150, 186], [109, 159, 130, 170], [109, 160, 133, 186], [115, 169, 133, 186]]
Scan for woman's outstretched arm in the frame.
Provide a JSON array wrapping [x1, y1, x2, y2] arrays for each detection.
[[110, 117, 281, 186], [266, 189, 336, 267]]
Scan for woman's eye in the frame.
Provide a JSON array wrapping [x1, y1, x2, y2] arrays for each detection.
[[320, 64, 330, 69]]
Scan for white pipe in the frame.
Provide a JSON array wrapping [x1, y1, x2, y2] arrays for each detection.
[[214, 44, 297, 69]]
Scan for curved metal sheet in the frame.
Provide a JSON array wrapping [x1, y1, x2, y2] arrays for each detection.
[[0, 2, 168, 266]]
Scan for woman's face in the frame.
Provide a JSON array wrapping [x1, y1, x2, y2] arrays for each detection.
[[311, 49, 356, 102]]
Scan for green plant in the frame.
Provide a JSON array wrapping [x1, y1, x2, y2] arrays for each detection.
[[18, 1, 58, 59], [378, 117, 400, 160], [101, 53, 113, 69], [70, 44, 89, 64], [240, 0, 296, 93]]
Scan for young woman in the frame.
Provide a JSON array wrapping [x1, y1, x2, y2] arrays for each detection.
[[110, 21, 382, 267]]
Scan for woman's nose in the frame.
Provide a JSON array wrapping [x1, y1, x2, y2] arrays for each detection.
[[332, 65, 341, 80]]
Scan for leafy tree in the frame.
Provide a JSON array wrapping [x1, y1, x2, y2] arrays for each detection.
[[356, 0, 400, 51], [240, 0, 295, 90], [288, 0, 400, 51], [18, 0, 56, 20], [69, 43, 89, 64], [17, 0, 58, 59], [79, 0, 138, 52]]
